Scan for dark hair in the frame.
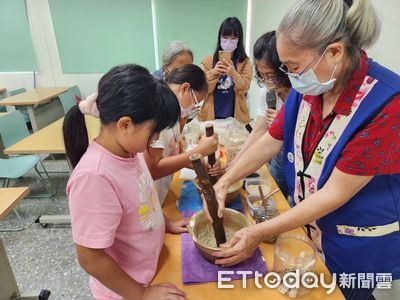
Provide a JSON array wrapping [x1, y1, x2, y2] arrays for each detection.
[[63, 64, 180, 168], [213, 17, 248, 65], [253, 31, 291, 89], [165, 64, 207, 93]]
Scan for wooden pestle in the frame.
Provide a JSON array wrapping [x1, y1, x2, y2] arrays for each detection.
[[190, 153, 227, 246], [205, 123, 218, 185]]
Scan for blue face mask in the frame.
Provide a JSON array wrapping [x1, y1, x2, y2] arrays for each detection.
[[284, 48, 337, 96]]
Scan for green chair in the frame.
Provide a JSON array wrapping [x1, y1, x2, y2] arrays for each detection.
[[69, 85, 82, 102], [9, 88, 26, 96], [9, 88, 30, 124], [0, 92, 6, 112], [59, 90, 76, 114], [0, 111, 53, 231]]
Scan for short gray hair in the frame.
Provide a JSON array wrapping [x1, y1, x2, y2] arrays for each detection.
[[162, 40, 193, 66], [278, 0, 381, 52]]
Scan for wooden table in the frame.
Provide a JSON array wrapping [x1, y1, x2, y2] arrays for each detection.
[[3, 115, 100, 225], [0, 187, 38, 300], [0, 87, 68, 131], [154, 168, 345, 299], [4, 116, 100, 155], [0, 187, 29, 221]]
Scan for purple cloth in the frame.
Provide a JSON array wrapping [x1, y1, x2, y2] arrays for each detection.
[[181, 233, 267, 284]]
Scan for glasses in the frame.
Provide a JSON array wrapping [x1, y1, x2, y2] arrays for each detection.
[[255, 72, 278, 85], [279, 57, 316, 80]]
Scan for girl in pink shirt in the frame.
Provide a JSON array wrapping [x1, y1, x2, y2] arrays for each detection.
[[64, 64, 187, 300]]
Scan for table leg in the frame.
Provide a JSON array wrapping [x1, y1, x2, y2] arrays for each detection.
[[27, 106, 38, 132], [0, 237, 20, 299], [0, 238, 51, 300]]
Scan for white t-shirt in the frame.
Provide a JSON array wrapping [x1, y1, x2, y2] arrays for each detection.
[[257, 87, 284, 117], [150, 122, 180, 205]]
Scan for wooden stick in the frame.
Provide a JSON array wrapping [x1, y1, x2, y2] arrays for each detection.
[[190, 153, 226, 246], [205, 123, 218, 185], [258, 185, 268, 213]]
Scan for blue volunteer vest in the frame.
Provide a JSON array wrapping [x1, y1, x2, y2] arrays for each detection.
[[283, 59, 400, 279]]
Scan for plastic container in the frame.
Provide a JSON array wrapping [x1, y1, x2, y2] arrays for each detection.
[[246, 194, 277, 217], [273, 233, 317, 298], [247, 194, 279, 243], [184, 132, 198, 149], [245, 178, 271, 197]]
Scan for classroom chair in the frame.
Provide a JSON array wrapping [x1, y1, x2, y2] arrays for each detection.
[[0, 92, 6, 112], [69, 85, 82, 103], [0, 111, 53, 200], [59, 90, 76, 114], [9, 88, 30, 124]]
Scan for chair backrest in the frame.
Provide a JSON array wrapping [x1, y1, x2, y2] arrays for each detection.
[[9, 88, 26, 96], [0, 93, 6, 112], [69, 85, 82, 103], [59, 90, 76, 114], [0, 111, 30, 148], [8, 88, 30, 123]]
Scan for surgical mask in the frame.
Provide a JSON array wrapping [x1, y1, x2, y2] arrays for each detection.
[[285, 48, 337, 96], [220, 38, 238, 52], [179, 89, 197, 118]]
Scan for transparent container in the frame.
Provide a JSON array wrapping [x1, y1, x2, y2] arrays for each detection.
[[273, 233, 317, 298], [245, 178, 271, 197], [224, 124, 247, 163], [247, 195, 279, 243]]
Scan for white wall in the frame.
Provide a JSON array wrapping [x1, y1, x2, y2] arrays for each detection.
[[246, 0, 400, 120], [0, 0, 102, 99], [0, 0, 399, 115], [246, 0, 296, 120]]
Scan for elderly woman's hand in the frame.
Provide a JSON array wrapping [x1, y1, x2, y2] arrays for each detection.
[[212, 225, 263, 267], [202, 178, 228, 222]]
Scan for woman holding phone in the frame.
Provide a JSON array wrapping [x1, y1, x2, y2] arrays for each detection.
[[198, 17, 252, 123]]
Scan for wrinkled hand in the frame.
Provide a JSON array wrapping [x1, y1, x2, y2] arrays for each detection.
[[202, 179, 228, 222], [165, 217, 189, 234], [143, 283, 186, 300], [212, 226, 262, 267], [266, 108, 279, 128]]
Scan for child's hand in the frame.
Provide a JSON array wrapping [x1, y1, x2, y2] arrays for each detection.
[[197, 134, 218, 157], [207, 159, 223, 177], [165, 217, 189, 234], [143, 283, 186, 300]]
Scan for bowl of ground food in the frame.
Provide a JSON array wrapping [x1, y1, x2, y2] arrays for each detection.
[[187, 208, 251, 263]]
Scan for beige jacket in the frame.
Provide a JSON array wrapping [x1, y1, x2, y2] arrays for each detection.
[[198, 55, 252, 123]]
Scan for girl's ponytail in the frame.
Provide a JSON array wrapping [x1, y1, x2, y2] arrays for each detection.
[[63, 105, 89, 168]]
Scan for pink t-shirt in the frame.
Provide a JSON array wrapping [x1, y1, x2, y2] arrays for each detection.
[[67, 141, 165, 299]]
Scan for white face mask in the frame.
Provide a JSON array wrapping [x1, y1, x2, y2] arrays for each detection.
[[179, 89, 198, 118], [286, 48, 337, 96]]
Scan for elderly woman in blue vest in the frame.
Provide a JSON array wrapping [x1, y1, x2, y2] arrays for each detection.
[[207, 0, 400, 298]]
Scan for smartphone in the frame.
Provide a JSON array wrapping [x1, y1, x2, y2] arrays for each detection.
[[219, 50, 232, 62]]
